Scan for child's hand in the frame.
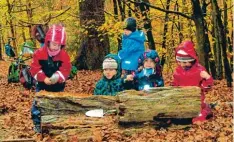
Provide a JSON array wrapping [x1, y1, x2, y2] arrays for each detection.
[[200, 71, 211, 80], [50, 73, 60, 84], [126, 75, 134, 81], [44, 77, 52, 85], [138, 66, 143, 71]]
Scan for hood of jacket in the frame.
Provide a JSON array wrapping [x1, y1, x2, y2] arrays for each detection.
[[122, 30, 145, 44]]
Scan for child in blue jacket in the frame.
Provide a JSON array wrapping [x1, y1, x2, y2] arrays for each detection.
[[118, 17, 145, 89], [94, 54, 123, 96], [124, 50, 164, 90]]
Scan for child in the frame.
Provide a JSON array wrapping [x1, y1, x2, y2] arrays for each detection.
[[118, 17, 145, 89], [171, 40, 213, 123], [125, 50, 164, 90], [30, 24, 72, 132], [94, 54, 123, 96]]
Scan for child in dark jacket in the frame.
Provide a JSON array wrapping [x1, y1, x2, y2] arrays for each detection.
[[30, 24, 72, 132], [118, 17, 145, 89], [124, 50, 164, 90], [171, 40, 213, 124], [94, 54, 123, 96]]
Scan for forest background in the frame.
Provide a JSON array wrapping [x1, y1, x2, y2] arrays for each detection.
[[0, 0, 233, 84]]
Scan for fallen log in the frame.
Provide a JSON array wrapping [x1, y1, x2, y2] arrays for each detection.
[[117, 86, 201, 123], [36, 86, 201, 135], [35, 91, 117, 115]]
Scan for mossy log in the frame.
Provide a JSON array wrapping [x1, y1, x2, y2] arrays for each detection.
[[117, 86, 201, 123], [35, 91, 117, 116], [36, 86, 201, 133]]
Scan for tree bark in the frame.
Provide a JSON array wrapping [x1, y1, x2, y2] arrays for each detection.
[[35, 92, 117, 115], [191, 0, 210, 68], [6, 0, 16, 53], [75, 0, 110, 70], [26, 0, 33, 38], [113, 0, 122, 51], [212, 0, 232, 86], [161, 0, 171, 68], [0, 24, 2, 60], [137, 0, 155, 50], [118, 87, 200, 123]]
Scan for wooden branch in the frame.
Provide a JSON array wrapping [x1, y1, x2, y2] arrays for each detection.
[[220, 4, 234, 12], [18, 7, 71, 26], [12, 5, 40, 13], [125, 0, 193, 20], [50, 7, 71, 19]]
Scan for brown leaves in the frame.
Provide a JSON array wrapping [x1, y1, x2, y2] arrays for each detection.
[[0, 60, 232, 141]]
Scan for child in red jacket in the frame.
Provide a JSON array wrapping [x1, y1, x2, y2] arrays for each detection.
[[30, 24, 71, 133], [171, 41, 213, 124], [30, 24, 71, 92]]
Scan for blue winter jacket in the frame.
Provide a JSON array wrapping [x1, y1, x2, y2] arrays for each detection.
[[134, 68, 164, 90], [118, 31, 145, 71]]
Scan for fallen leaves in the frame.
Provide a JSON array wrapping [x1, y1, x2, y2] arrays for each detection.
[[0, 61, 232, 141]]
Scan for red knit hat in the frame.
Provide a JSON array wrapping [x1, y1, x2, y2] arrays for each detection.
[[176, 49, 195, 62]]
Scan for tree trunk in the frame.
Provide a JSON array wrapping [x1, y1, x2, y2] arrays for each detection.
[[137, 0, 155, 50], [212, 0, 232, 86], [6, 0, 16, 53], [117, 0, 125, 21], [227, 37, 233, 72], [113, 0, 122, 51], [0, 24, 2, 60], [211, 7, 222, 79], [201, 0, 212, 72], [75, 0, 110, 70], [161, 0, 171, 68], [36, 86, 200, 131], [26, 0, 33, 38], [211, 1, 223, 79], [191, 0, 208, 67]]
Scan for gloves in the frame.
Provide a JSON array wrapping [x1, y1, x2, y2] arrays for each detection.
[[50, 73, 60, 84]]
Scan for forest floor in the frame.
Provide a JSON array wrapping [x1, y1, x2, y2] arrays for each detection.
[[0, 60, 232, 142]]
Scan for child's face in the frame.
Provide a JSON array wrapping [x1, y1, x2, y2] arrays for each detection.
[[123, 29, 132, 36], [103, 69, 117, 79], [178, 61, 193, 69], [143, 58, 155, 69], [49, 41, 61, 51]]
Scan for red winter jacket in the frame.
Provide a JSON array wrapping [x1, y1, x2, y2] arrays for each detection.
[[30, 46, 71, 84], [172, 41, 214, 123], [171, 42, 213, 92]]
